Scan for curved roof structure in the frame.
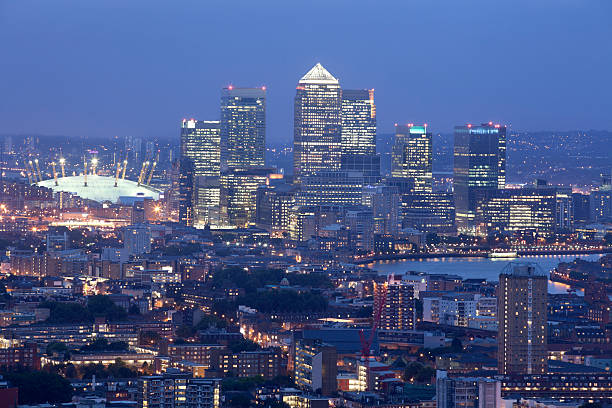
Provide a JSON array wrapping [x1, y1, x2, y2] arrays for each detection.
[[36, 175, 161, 203]]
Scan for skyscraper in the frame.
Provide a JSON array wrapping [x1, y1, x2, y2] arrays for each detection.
[[391, 124, 432, 192], [220, 87, 266, 170], [341, 89, 376, 155], [180, 119, 221, 227], [180, 119, 221, 177], [340, 89, 380, 185], [497, 262, 547, 375], [453, 123, 506, 234], [293, 63, 342, 183], [178, 156, 195, 227]]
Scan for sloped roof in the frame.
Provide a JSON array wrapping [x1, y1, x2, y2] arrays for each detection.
[[299, 63, 339, 85]]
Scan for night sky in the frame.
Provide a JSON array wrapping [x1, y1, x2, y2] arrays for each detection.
[[1, 0, 611, 144]]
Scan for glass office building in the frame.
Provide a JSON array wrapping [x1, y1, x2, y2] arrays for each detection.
[[341, 89, 376, 155], [391, 124, 432, 193], [293, 63, 342, 183], [453, 123, 506, 234], [180, 119, 221, 177], [220, 87, 266, 170]]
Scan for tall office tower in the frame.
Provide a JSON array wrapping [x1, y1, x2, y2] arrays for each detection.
[[453, 123, 506, 234], [341, 89, 376, 155], [178, 157, 195, 227], [293, 63, 342, 183], [391, 124, 432, 192], [374, 276, 416, 331], [498, 262, 547, 375], [180, 119, 221, 177], [220, 87, 266, 170]]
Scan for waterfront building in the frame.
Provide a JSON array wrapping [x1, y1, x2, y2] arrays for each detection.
[[477, 188, 556, 236], [401, 191, 455, 233], [498, 262, 547, 375], [453, 123, 506, 234], [293, 63, 342, 183], [220, 87, 266, 170], [555, 186, 574, 231]]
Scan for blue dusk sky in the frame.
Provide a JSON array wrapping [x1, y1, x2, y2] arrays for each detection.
[[0, 0, 611, 144]]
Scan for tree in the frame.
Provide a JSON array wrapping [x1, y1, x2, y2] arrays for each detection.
[[87, 295, 127, 321], [2, 370, 73, 404], [46, 342, 68, 356]]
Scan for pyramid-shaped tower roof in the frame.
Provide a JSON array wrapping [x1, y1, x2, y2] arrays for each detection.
[[299, 63, 339, 85]]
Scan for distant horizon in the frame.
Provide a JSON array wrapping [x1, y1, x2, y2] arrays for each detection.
[[1, 128, 611, 146]]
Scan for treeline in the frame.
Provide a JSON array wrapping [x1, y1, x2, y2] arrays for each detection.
[[41, 295, 129, 324], [211, 268, 333, 293], [1, 370, 73, 404], [44, 358, 144, 379]]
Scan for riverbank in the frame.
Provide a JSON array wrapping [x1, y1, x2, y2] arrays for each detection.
[[355, 247, 612, 265]]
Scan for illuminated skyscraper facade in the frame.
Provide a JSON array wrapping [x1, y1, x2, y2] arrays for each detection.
[[180, 119, 221, 227], [220, 87, 266, 170], [391, 124, 432, 193], [498, 262, 547, 375], [453, 123, 506, 234], [180, 120, 221, 177], [341, 89, 376, 155], [293, 63, 342, 183]]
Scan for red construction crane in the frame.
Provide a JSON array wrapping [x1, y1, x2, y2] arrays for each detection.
[[359, 279, 388, 359]]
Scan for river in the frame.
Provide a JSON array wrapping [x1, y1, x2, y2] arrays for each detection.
[[367, 253, 604, 295]]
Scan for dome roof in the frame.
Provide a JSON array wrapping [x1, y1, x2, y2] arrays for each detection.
[[36, 175, 161, 203]]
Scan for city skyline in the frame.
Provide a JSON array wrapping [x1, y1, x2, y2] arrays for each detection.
[[1, 1, 611, 143]]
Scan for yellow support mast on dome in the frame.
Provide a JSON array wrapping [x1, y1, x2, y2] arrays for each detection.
[[59, 158, 66, 178], [114, 161, 121, 187], [83, 158, 88, 187], [34, 159, 43, 182], [121, 158, 128, 180], [51, 162, 58, 186]]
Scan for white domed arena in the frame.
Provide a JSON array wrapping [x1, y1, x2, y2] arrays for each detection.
[[36, 175, 161, 203]]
